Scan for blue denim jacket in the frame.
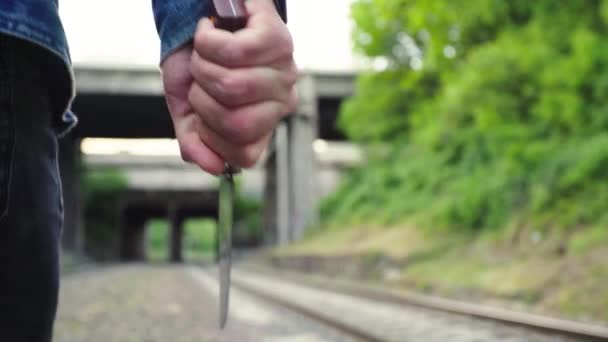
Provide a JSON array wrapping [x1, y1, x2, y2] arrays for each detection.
[[0, 0, 210, 135]]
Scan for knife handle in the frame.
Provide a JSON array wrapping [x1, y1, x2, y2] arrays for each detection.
[[273, 0, 287, 23], [210, 0, 248, 32], [210, 0, 288, 32]]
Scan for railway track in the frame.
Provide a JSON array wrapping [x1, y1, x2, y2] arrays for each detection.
[[230, 266, 608, 342]]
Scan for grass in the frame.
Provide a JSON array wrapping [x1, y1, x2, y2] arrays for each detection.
[[569, 225, 608, 254], [147, 220, 169, 262], [147, 219, 217, 262], [277, 225, 445, 259], [278, 224, 608, 324], [183, 219, 217, 261]]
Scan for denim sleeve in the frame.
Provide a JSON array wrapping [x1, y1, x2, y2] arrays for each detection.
[[152, 0, 211, 63]]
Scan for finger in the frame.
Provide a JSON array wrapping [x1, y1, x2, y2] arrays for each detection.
[[173, 113, 225, 175], [197, 121, 273, 168], [190, 52, 295, 108], [194, 15, 293, 68], [161, 45, 195, 119], [188, 83, 294, 145]]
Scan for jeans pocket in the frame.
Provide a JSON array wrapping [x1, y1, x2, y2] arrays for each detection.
[[0, 42, 14, 220]]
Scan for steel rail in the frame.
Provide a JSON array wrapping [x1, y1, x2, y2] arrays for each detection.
[[235, 265, 608, 342], [231, 276, 383, 342]]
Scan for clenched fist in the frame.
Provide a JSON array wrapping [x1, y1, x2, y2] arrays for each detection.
[[161, 0, 297, 175]]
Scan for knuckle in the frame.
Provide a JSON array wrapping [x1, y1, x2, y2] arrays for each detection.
[[287, 63, 299, 84], [283, 67, 298, 87], [284, 102, 296, 116], [278, 105, 290, 118], [278, 92, 297, 117], [288, 90, 298, 112], [215, 76, 256, 107], [277, 31, 294, 57]]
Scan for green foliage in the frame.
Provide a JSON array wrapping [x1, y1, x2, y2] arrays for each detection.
[[324, 0, 608, 234], [569, 225, 608, 254], [146, 220, 170, 261], [184, 219, 217, 260], [82, 168, 127, 258], [146, 219, 217, 262], [234, 195, 264, 243], [232, 177, 264, 243]]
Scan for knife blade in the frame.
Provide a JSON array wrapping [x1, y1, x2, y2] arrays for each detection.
[[210, 0, 288, 329], [217, 165, 236, 329]]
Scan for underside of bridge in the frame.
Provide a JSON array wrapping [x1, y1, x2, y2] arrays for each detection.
[[117, 190, 218, 262], [72, 94, 174, 138]]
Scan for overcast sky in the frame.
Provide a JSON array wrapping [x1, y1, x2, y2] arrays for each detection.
[[59, 0, 362, 72]]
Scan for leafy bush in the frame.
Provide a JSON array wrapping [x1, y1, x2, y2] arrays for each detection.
[[234, 194, 264, 244], [82, 168, 127, 258], [322, 0, 608, 234]]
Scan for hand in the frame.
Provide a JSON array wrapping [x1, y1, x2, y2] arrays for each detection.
[[161, 0, 297, 175]]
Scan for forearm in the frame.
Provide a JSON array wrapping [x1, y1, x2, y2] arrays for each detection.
[[152, 0, 210, 63]]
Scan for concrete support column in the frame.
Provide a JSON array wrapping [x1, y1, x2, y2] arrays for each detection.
[[168, 203, 183, 263], [275, 121, 291, 246], [263, 74, 323, 245], [59, 134, 84, 254], [263, 153, 278, 245], [289, 74, 319, 241], [121, 213, 147, 261], [264, 74, 319, 246]]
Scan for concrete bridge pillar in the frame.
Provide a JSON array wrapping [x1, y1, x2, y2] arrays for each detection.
[[275, 121, 291, 246], [289, 75, 319, 241], [168, 203, 184, 263], [59, 134, 84, 254], [121, 214, 147, 261], [264, 74, 319, 245], [263, 153, 278, 245]]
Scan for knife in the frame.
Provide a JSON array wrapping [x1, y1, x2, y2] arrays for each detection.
[[210, 0, 287, 329], [217, 163, 237, 330]]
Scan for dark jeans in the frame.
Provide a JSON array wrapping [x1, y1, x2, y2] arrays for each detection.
[[0, 35, 62, 341]]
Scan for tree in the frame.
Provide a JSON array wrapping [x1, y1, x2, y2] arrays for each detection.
[[325, 0, 608, 231]]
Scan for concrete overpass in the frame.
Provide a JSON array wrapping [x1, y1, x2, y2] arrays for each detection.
[[70, 67, 354, 139], [61, 66, 357, 260]]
